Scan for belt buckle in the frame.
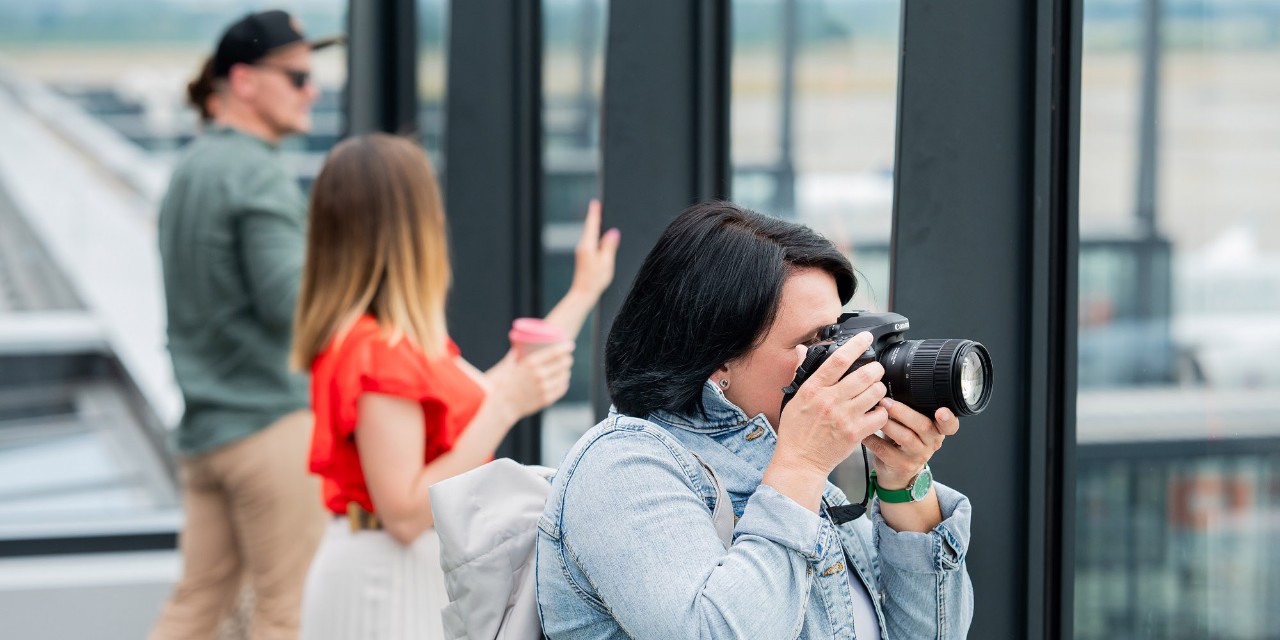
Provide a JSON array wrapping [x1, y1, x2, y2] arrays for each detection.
[[346, 502, 381, 532]]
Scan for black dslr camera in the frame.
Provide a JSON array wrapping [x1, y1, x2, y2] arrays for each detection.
[[781, 311, 994, 416]]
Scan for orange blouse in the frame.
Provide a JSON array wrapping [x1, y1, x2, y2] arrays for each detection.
[[308, 315, 485, 514]]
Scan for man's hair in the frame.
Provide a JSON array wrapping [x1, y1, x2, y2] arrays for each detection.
[[605, 201, 855, 418], [186, 56, 219, 122], [291, 133, 452, 369]]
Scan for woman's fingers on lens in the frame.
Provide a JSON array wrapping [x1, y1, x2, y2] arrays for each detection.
[[863, 433, 905, 465], [864, 433, 927, 473], [881, 398, 943, 449], [934, 407, 960, 436], [881, 417, 928, 454]]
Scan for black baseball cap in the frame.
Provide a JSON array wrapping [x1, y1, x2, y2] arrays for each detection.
[[212, 10, 344, 78]]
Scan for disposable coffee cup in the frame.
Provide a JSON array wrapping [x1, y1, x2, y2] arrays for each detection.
[[509, 318, 568, 359]]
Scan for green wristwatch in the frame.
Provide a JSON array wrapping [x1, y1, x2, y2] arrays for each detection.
[[871, 465, 933, 503]]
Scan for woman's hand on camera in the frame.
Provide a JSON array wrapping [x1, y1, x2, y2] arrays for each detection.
[[864, 402, 958, 533], [569, 199, 620, 302], [487, 343, 575, 422], [864, 402, 960, 490], [773, 331, 889, 480]]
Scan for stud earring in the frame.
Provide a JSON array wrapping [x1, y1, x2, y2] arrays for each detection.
[[719, 378, 730, 390]]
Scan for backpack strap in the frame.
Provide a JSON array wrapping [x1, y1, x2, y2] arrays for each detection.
[[689, 452, 734, 550]]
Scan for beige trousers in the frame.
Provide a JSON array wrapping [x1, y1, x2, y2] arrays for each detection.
[[151, 410, 326, 640]]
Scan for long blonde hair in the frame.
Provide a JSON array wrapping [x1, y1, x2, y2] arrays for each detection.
[[291, 133, 451, 369]]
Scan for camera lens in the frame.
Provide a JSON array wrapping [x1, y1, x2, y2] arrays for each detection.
[[958, 347, 987, 409], [879, 339, 993, 416]]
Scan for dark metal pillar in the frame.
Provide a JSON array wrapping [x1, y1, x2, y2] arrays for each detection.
[[890, 0, 1080, 637], [444, 0, 544, 462], [345, 0, 417, 136]]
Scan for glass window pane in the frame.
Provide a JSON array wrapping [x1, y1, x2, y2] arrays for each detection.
[[731, 0, 901, 313], [0, 2, 347, 542], [540, 0, 607, 465], [1075, 2, 1280, 637], [419, 0, 449, 165]]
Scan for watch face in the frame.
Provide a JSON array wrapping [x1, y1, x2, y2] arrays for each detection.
[[910, 467, 933, 501]]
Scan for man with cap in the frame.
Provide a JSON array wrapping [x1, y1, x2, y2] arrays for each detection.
[[151, 10, 341, 639]]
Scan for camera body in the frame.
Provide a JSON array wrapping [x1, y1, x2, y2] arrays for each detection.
[[781, 311, 993, 417]]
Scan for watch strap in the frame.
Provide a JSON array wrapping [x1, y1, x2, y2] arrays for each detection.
[[871, 466, 928, 504]]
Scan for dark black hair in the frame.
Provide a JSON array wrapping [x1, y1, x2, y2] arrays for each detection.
[[605, 200, 856, 418]]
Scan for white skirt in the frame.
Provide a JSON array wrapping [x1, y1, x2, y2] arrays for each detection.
[[300, 518, 449, 640]]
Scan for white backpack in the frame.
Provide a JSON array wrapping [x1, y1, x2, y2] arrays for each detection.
[[429, 456, 735, 640]]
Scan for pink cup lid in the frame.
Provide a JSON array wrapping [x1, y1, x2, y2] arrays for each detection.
[[509, 317, 568, 345]]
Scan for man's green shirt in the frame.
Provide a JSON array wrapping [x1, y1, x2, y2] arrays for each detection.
[[158, 127, 309, 455]]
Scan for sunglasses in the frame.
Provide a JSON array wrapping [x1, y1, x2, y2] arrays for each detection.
[[256, 64, 312, 90]]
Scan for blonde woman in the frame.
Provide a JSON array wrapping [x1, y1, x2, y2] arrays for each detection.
[[292, 134, 619, 639]]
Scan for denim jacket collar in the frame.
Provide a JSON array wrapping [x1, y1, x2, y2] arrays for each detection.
[[643, 380, 767, 434]]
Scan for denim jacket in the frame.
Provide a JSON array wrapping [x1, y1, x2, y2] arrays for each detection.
[[536, 381, 973, 639]]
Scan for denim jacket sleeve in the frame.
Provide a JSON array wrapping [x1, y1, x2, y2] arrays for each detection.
[[555, 427, 831, 639], [869, 480, 974, 638]]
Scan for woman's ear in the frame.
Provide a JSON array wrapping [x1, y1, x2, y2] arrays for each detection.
[[712, 364, 731, 390]]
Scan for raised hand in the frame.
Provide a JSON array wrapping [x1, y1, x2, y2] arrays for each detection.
[[569, 199, 621, 302]]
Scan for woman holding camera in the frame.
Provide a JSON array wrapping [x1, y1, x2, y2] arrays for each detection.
[[535, 201, 973, 638]]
